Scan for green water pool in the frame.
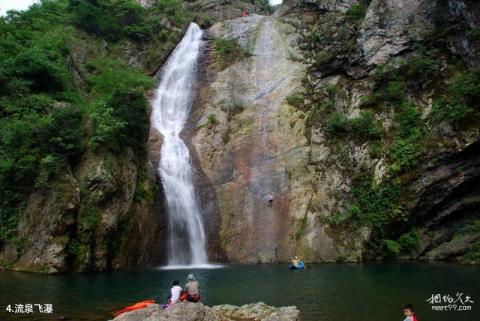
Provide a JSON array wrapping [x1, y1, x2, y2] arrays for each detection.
[[1, 262, 479, 321]]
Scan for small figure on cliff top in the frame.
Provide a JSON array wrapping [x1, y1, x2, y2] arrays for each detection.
[[267, 192, 274, 207], [184, 274, 201, 302], [242, 9, 250, 17], [403, 304, 419, 321]]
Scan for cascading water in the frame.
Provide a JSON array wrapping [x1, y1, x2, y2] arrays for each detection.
[[151, 23, 208, 267]]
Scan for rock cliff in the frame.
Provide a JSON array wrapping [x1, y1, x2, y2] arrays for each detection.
[[190, 0, 480, 263], [1, 0, 479, 272]]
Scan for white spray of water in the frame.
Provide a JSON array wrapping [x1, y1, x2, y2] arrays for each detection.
[[151, 23, 208, 267]]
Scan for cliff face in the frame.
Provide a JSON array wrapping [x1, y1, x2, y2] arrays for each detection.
[[0, 0, 184, 273], [190, 0, 480, 263], [0, 0, 271, 273], [192, 14, 316, 263], [1, 0, 479, 272]]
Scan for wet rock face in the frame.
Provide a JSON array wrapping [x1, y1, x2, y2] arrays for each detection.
[[191, 14, 362, 263], [111, 302, 301, 321], [193, 14, 308, 263]]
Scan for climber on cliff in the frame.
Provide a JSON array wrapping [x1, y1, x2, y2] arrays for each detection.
[[267, 192, 274, 207], [242, 9, 250, 17]]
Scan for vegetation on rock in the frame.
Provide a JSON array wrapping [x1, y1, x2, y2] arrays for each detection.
[[294, 0, 480, 262], [214, 38, 248, 70], [0, 0, 192, 270]]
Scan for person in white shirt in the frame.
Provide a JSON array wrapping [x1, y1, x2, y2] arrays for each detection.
[[170, 280, 183, 304]]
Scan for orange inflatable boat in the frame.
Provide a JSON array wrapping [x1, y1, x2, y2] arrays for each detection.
[[115, 300, 156, 317]]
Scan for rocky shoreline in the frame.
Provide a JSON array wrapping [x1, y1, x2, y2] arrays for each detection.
[[110, 302, 301, 321]]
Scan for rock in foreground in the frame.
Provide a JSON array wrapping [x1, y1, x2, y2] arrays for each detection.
[[111, 302, 301, 321]]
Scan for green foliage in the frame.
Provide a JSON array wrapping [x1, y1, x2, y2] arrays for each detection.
[[68, 238, 81, 255], [0, 209, 19, 244], [350, 179, 402, 229], [214, 38, 247, 70], [326, 111, 382, 141], [359, 94, 380, 108], [372, 53, 440, 103], [193, 12, 213, 28], [454, 220, 480, 238], [133, 171, 156, 206], [431, 69, 480, 125], [0, 0, 164, 244], [313, 51, 332, 67], [89, 101, 127, 150], [350, 111, 383, 140], [406, 54, 441, 87], [397, 229, 420, 251], [466, 28, 480, 41], [326, 112, 349, 135], [389, 139, 422, 173], [384, 80, 406, 101], [345, 4, 365, 22], [155, 0, 186, 25], [207, 113, 219, 126], [222, 102, 245, 121], [382, 239, 401, 256], [389, 102, 423, 173], [78, 207, 100, 234], [463, 241, 480, 263], [87, 58, 154, 153], [257, 0, 273, 13], [286, 94, 304, 109], [69, 0, 151, 42], [368, 140, 382, 158], [87, 58, 154, 94]]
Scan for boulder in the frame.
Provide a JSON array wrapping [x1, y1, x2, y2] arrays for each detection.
[[110, 302, 301, 321]]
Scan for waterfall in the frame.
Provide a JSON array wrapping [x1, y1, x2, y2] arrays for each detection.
[[151, 23, 208, 267]]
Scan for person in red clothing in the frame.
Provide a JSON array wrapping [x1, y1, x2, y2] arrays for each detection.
[[242, 9, 250, 17], [403, 304, 419, 321]]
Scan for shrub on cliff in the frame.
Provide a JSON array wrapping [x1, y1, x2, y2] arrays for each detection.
[[69, 0, 148, 41], [214, 38, 248, 70], [345, 3, 366, 23], [325, 111, 382, 141], [88, 58, 154, 153], [431, 69, 480, 125]]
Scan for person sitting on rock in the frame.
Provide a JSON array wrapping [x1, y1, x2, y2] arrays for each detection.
[[242, 9, 249, 17], [184, 274, 201, 302], [169, 280, 183, 305]]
